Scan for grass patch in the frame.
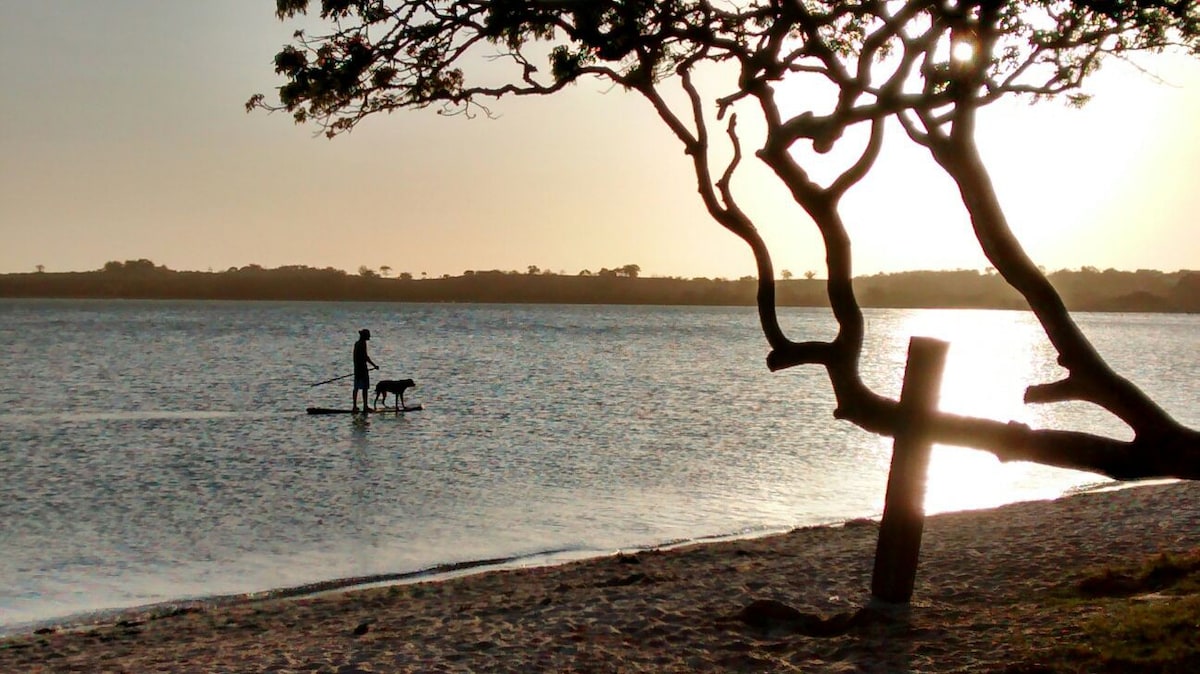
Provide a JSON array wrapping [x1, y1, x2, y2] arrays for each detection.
[[1070, 594, 1200, 672], [1078, 548, 1200, 598], [1008, 548, 1200, 673]]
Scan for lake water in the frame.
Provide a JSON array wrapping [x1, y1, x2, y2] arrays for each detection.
[[1, 300, 1197, 635]]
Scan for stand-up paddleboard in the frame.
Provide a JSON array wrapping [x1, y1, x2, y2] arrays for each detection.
[[307, 405, 423, 415]]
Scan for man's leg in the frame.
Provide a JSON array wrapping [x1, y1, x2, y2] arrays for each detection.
[[353, 373, 366, 411]]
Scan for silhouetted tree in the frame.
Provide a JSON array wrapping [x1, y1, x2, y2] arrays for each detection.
[[101, 259, 168, 276], [254, 1, 1200, 480], [1173, 273, 1200, 312]]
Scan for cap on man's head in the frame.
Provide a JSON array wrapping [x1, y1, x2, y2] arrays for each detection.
[[359, 329, 371, 339]]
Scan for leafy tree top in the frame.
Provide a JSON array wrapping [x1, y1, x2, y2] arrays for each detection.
[[254, 1, 1198, 141]]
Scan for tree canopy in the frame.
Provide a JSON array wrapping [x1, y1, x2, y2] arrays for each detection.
[[254, 1, 1200, 480]]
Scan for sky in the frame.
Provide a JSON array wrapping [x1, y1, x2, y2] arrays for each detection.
[[2, 1, 1198, 280]]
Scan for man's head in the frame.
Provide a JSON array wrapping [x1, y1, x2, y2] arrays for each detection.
[[359, 329, 371, 340]]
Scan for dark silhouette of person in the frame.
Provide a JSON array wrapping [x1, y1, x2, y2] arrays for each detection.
[[352, 329, 379, 412]]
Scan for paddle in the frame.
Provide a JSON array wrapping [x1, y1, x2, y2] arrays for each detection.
[[310, 365, 379, 387], [310, 372, 354, 387]]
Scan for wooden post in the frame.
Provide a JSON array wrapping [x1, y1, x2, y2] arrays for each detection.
[[871, 336, 949, 604]]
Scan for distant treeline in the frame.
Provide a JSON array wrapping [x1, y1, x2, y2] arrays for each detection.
[[3, 260, 1199, 313]]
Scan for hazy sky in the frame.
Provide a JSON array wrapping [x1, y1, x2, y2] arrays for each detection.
[[2, 1, 1198, 279]]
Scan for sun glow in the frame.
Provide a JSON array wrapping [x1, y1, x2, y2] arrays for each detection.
[[950, 35, 978, 66], [890, 309, 1052, 421], [872, 310, 1095, 515]]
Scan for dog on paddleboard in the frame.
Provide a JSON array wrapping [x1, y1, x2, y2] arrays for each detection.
[[374, 379, 415, 410]]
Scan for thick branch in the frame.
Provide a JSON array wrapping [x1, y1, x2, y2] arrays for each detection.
[[930, 124, 1182, 439], [828, 396, 1200, 481]]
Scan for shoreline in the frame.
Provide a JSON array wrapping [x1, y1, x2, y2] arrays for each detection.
[[4, 478, 1198, 672], [0, 516, 840, 640], [2, 478, 1124, 640]]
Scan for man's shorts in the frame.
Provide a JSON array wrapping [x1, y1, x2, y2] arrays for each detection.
[[353, 372, 370, 392]]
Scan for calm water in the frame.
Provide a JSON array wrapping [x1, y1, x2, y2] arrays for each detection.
[[1, 300, 1197, 634]]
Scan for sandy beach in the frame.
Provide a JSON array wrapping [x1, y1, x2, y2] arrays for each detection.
[[3, 479, 1198, 673]]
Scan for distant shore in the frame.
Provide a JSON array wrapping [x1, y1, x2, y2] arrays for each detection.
[[4, 479, 1198, 673], [2, 263, 1198, 312]]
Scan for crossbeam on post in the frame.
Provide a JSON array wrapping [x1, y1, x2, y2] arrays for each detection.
[[871, 336, 949, 604]]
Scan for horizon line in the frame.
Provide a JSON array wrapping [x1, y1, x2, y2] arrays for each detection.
[[7, 262, 1199, 279]]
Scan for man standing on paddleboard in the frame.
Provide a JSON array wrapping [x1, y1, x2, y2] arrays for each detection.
[[352, 329, 379, 413]]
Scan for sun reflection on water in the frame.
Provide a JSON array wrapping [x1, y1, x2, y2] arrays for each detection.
[[871, 309, 1108, 515]]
